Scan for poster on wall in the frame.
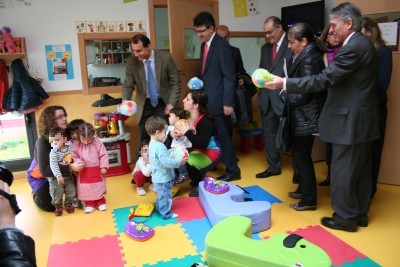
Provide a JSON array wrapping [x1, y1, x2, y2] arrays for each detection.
[[45, 44, 74, 81], [232, 0, 260, 17]]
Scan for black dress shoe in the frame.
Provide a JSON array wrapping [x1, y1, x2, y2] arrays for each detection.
[[357, 216, 368, 227], [255, 169, 281, 178], [321, 217, 357, 232], [289, 203, 317, 211], [318, 176, 330, 186], [288, 191, 302, 199], [217, 172, 241, 182]]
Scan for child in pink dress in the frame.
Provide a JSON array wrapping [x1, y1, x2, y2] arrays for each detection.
[[72, 123, 109, 213]]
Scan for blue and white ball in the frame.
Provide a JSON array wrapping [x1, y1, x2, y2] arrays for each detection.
[[187, 77, 203, 90]]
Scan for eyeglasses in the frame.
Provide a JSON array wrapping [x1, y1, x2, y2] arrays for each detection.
[[194, 27, 210, 34], [55, 114, 67, 120], [264, 26, 277, 35]]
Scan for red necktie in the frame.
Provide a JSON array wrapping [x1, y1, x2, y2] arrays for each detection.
[[272, 44, 278, 62], [202, 44, 209, 74]]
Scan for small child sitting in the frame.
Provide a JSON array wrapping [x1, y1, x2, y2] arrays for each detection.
[[132, 140, 153, 196], [48, 127, 76, 216], [166, 107, 192, 184], [146, 116, 187, 219]]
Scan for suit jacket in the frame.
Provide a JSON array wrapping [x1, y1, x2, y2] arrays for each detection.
[[231, 45, 245, 75], [257, 34, 292, 115], [200, 34, 236, 116], [122, 49, 181, 122], [286, 32, 380, 145]]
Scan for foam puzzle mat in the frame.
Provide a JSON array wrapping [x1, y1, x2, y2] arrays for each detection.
[[48, 185, 380, 267]]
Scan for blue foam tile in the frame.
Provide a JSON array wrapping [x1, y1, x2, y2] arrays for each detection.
[[144, 254, 204, 267], [181, 218, 213, 253], [338, 257, 381, 267], [243, 185, 282, 204], [112, 205, 178, 234]]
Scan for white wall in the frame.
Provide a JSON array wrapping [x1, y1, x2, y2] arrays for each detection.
[[0, 0, 149, 92]]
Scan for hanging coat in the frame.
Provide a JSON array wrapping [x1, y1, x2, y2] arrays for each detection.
[[0, 60, 9, 113]]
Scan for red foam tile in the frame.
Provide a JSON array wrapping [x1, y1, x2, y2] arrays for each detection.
[[288, 225, 366, 266], [172, 197, 206, 222], [48, 235, 125, 267]]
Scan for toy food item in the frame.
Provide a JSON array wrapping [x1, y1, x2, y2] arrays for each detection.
[[203, 176, 229, 194], [187, 77, 203, 90], [119, 100, 137, 116], [169, 147, 189, 160], [251, 68, 273, 88], [173, 119, 189, 136]]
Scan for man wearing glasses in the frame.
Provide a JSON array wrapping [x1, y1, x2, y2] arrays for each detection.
[[192, 11, 241, 182], [256, 16, 293, 179]]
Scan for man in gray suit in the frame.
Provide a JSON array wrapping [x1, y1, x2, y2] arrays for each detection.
[[122, 34, 181, 144], [256, 16, 292, 179], [265, 2, 379, 232]]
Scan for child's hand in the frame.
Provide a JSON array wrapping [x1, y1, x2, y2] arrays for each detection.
[[57, 176, 64, 185], [170, 130, 180, 139], [71, 160, 85, 172], [180, 155, 188, 166], [101, 168, 107, 175]]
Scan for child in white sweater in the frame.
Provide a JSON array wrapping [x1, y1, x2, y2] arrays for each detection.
[[132, 140, 153, 196]]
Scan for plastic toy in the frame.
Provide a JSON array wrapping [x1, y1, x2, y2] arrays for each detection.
[[119, 100, 137, 116], [203, 176, 229, 194], [187, 77, 203, 90], [170, 147, 189, 160], [0, 26, 22, 54], [173, 119, 189, 136], [251, 68, 273, 88], [125, 207, 155, 241]]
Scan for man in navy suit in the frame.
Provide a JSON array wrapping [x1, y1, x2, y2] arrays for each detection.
[[193, 11, 241, 181], [265, 2, 380, 232], [256, 17, 293, 179]]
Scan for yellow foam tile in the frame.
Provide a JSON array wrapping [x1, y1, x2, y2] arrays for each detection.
[[119, 223, 197, 266]]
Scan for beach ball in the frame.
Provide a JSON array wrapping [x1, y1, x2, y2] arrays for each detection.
[[170, 147, 189, 160], [187, 77, 203, 90], [173, 119, 190, 136], [120, 101, 137, 116], [251, 68, 273, 88]]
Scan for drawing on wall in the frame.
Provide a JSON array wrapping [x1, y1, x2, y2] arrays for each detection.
[[107, 21, 117, 32], [86, 21, 96, 33], [96, 21, 107, 32], [45, 44, 74, 81], [117, 21, 126, 32], [75, 21, 86, 33], [136, 20, 145, 32], [232, 0, 260, 17], [126, 21, 135, 32]]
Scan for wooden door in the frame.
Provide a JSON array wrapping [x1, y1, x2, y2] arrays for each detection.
[[167, 0, 218, 100]]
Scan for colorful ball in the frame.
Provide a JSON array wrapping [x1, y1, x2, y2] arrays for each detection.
[[169, 147, 189, 160], [187, 77, 203, 90], [173, 119, 189, 136], [251, 68, 273, 88], [120, 101, 137, 116]]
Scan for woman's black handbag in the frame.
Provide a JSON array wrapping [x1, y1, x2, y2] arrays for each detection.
[[275, 100, 291, 152]]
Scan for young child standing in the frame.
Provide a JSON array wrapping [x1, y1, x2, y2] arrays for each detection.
[[48, 127, 76, 216], [166, 107, 192, 184], [132, 140, 153, 196], [145, 116, 187, 219], [72, 123, 109, 213]]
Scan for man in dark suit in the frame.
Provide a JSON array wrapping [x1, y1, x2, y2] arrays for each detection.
[[265, 2, 380, 232], [122, 34, 181, 144], [256, 16, 293, 179], [193, 12, 241, 181]]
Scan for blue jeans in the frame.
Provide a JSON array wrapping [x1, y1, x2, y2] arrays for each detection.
[[153, 180, 174, 219]]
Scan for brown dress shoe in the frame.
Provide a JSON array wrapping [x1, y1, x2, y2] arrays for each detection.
[[289, 203, 316, 211]]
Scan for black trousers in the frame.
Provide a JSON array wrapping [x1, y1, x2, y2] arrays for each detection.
[[33, 181, 55, 212], [138, 98, 167, 143]]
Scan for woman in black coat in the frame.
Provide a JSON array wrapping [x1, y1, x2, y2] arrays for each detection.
[[280, 22, 326, 211]]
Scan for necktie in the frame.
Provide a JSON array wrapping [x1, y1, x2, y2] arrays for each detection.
[[272, 43, 278, 62], [145, 60, 158, 107], [202, 44, 209, 74]]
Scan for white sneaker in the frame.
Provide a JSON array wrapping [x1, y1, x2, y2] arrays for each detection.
[[98, 204, 107, 211], [149, 184, 156, 192], [137, 187, 147, 196], [171, 213, 178, 219], [72, 198, 80, 208], [84, 206, 95, 213]]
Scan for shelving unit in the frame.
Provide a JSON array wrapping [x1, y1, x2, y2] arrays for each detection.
[[94, 40, 131, 65], [0, 37, 27, 65]]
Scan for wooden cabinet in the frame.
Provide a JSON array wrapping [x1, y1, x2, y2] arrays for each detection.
[[0, 37, 27, 65], [78, 32, 145, 95]]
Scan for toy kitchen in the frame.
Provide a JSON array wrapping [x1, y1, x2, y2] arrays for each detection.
[[92, 94, 132, 177]]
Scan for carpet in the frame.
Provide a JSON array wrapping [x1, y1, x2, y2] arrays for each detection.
[[48, 185, 379, 267]]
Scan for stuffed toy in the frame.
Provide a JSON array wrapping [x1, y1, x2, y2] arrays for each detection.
[[0, 26, 22, 54]]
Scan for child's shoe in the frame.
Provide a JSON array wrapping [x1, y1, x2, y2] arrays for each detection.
[[84, 206, 96, 213], [98, 204, 107, 211], [72, 198, 80, 208], [149, 184, 156, 192], [65, 205, 75, 213], [137, 187, 147, 196], [55, 206, 63, 216]]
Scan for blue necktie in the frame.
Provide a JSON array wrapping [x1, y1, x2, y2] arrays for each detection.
[[145, 60, 158, 107]]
